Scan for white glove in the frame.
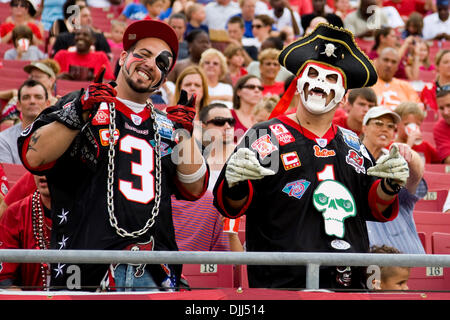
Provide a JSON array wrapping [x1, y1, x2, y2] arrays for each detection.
[[225, 148, 275, 188], [367, 143, 409, 186]]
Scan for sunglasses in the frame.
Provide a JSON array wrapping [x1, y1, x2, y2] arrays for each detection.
[[205, 117, 236, 127], [369, 119, 397, 130], [252, 24, 263, 29], [11, 0, 28, 7], [242, 84, 264, 91], [436, 82, 450, 93]]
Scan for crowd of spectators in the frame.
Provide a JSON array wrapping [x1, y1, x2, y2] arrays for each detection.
[[0, 0, 449, 292]]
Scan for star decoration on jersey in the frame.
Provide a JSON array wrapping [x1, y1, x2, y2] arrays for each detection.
[[57, 209, 69, 225], [54, 263, 66, 278], [58, 235, 69, 250]]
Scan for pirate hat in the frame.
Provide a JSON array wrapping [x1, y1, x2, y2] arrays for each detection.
[[269, 23, 378, 118]]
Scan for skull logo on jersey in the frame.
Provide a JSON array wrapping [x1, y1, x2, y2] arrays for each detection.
[[313, 180, 356, 238], [297, 62, 346, 115]]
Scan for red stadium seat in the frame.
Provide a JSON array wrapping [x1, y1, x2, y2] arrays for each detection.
[[423, 171, 450, 191], [1, 60, 30, 69], [407, 232, 450, 291], [408, 267, 450, 291], [425, 163, 450, 173], [414, 211, 450, 254], [1, 163, 27, 188], [415, 190, 448, 212], [421, 121, 436, 133], [355, 38, 374, 55], [182, 264, 235, 289], [432, 232, 450, 254], [418, 69, 437, 83], [56, 80, 91, 96], [421, 131, 436, 147], [418, 232, 427, 253]]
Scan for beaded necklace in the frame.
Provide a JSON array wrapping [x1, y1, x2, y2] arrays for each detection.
[[31, 190, 51, 290]]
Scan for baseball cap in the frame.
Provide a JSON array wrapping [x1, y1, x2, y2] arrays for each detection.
[[363, 106, 401, 126], [437, 0, 449, 7], [23, 61, 56, 78], [122, 20, 179, 70]]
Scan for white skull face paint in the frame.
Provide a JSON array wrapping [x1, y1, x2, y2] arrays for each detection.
[[313, 180, 356, 239], [297, 63, 346, 114]]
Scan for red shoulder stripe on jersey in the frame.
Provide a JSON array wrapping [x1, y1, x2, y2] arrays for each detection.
[[20, 135, 56, 172], [368, 179, 399, 222], [216, 179, 253, 219], [174, 169, 209, 201], [277, 115, 337, 142]]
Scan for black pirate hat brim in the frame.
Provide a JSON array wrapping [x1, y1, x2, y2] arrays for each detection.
[[279, 23, 378, 89]]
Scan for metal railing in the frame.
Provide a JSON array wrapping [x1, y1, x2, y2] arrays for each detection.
[[1, 250, 450, 290]]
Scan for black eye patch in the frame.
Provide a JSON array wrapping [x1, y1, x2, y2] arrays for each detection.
[[155, 50, 173, 74]]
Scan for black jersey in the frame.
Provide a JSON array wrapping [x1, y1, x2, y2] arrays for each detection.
[[18, 92, 204, 290], [213, 115, 399, 289]]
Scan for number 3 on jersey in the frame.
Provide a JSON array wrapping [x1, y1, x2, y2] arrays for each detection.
[[118, 135, 155, 204]]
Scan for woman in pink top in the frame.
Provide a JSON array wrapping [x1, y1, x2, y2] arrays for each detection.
[[231, 74, 263, 142]]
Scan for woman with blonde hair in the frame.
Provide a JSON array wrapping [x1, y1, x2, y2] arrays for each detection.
[[172, 65, 210, 116], [199, 48, 233, 108], [171, 65, 210, 141]]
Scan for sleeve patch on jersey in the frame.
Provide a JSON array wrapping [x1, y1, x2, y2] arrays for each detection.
[[340, 127, 361, 151], [269, 123, 295, 145], [313, 180, 356, 239], [155, 113, 175, 140], [282, 179, 310, 200], [345, 149, 366, 174], [281, 151, 301, 170], [150, 140, 172, 157], [251, 134, 278, 160], [99, 129, 120, 146]]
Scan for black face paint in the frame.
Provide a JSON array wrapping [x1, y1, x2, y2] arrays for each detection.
[[151, 50, 173, 89], [123, 50, 173, 92]]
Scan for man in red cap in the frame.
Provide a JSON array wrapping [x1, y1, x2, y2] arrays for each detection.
[[213, 23, 409, 289], [17, 20, 209, 291]]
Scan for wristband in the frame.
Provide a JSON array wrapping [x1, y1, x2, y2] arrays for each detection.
[[176, 158, 206, 184], [380, 178, 400, 196], [223, 180, 249, 201]]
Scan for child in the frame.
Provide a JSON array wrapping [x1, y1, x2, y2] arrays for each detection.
[[394, 101, 441, 164], [369, 245, 410, 291], [106, 20, 127, 51], [4, 25, 46, 61], [405, 39, 435, 81], [144, 0, 165, 20], [224, 44, 249, 86], [184, 3, 208, 38], [252, 95, 279, 123], [119, 0, 148, 21]]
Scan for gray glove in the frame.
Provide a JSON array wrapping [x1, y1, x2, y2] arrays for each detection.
[[367, 143, 409, 186], [225, 148, 275, 188]]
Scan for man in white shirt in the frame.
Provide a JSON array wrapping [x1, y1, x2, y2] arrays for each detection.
[[0, 80, 50, 164], [268, 0, 303, 36], [422, 0, 450, 41], [205, 0, 241, 30]]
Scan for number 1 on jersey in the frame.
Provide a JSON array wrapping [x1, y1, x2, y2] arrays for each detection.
[[317, 164, 335, 181]]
